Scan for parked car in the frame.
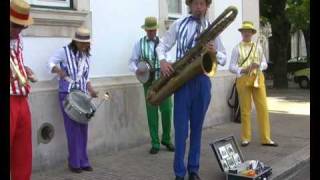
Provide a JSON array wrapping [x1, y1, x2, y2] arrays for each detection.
[[266, 56, 309, 81], [293, 68, 310, 89], [287, 57, 309, 74]]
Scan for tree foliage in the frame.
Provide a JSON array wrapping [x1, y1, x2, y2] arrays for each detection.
[[260, 0, 291, 88], [260, 0, 310, 88], [286, 0, 310, 64], [286, 0, 310, 32]]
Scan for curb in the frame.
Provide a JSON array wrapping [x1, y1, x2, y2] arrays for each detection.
[[270, 144, 310, 180]]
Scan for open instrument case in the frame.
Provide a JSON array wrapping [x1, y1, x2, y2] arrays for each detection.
[[209, 136, 272, 180]]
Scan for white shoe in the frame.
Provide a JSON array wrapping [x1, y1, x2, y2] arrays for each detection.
[[241, 140, 250, 147]]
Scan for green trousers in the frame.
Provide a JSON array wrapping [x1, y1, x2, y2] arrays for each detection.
[[143, 82, 173, 149]]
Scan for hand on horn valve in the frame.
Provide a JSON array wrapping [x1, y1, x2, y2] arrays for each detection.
[[206, 42, 217, 56], [160, 60, 174, 77]]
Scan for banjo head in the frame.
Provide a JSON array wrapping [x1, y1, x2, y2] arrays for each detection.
[[136, 61, 153, 84]]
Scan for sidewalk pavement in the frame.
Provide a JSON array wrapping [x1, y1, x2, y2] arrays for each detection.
[[32, 88, 310, 180]]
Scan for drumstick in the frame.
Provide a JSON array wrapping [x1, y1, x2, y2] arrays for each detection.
[[92, 91, 111, 110]]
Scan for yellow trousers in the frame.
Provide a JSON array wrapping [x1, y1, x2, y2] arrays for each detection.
[[236, 73, 272, 144]]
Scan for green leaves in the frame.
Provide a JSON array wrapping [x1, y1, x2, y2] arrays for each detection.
[[286, 0, 310, 32]]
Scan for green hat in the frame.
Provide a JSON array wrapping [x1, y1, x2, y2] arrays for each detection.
[[238, 21, 257, 34], [141, 17, 159, 30]]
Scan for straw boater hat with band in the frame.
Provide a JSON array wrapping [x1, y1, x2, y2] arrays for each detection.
[[10, 0, 33, 26], [141, 17, 159, 30], [185, 0, 212, 6], [238, 21, 257, 34], [73, 27, 91, 43]]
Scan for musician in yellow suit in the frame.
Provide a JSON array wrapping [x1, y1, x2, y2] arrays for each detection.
[[229, 21, 278, 147]]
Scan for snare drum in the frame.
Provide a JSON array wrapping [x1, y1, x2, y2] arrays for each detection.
[[63, 90, 96, 124], [136, 61, 154, 84]]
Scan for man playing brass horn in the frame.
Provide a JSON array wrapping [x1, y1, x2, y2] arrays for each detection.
[[129, 17, 175, 154], [229, 21, 278, 147], [156, 0, 226, 179], [10, 0, 37, 179]]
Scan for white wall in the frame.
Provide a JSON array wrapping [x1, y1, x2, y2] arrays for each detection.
[[23, 37, 70, 81], [90, 0, 158, 77], [242, 0, 260, 32], [23, 0, 159, 81], [213, 0, 243, 71], [22, 0, 244, 81]]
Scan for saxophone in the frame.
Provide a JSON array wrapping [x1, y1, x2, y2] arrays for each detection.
[[146, 6, 238, 106]]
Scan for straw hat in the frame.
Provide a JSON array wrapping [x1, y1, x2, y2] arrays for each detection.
[[238, 21, 257, 34], [141, 17, 159, 30], [72, 27, 91, 43], [10, 0, 33, 26], [185, 0, 212, 6]]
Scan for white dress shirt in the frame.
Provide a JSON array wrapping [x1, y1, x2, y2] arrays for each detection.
[[156, 16, 227, 65], [47, 46, 91, 92], [128, 37, 157, 73], [229, 42, 268, 77], [48, 47, 69, 73]]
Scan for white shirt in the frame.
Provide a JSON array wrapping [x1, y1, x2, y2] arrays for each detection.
[[47, 46, 91, 92], [156, 16, 227, 65], [229, 42, 268, 77], [128, 37, 157, 73], [48, 47, 68, 73]]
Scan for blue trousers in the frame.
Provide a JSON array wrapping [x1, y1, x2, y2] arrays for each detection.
[[59, 92, 91, 169], [173, 74, 211, 177]]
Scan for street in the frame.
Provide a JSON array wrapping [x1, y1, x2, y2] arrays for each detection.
[[287, 163, 310, 180]]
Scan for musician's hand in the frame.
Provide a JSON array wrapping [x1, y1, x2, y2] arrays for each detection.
[[89, 89, 99, 98], [24, 66, 38, 82], [250, 63, 260, 70], [241, 66, 250, 74], [160, 60, 174, 77], [57, 69, 67, 79], [24, 66, 34, 76], [52, 66, 66, 79], [135, 69, 145, 76], [206, 43, 217, 56]]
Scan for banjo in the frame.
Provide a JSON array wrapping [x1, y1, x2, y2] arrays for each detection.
[[136, 60, 155, 84], [136, 36, 160, 84]]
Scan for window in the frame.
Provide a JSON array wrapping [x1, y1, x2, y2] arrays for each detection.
[[168, 0, 186, 19], [28, 0, 72, 8], [23, 0, 90, 37]]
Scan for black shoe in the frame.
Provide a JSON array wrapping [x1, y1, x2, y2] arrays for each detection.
[[81, 166, 93, 171], [68, 165, 82, 173], [149, 147, 159, 154], [175, 176, 184, 180], [161, 142, 175, 152], [189, 172, 201, 180]]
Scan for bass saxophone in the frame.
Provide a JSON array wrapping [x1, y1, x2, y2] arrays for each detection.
[[146, 6, 238, 106]]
